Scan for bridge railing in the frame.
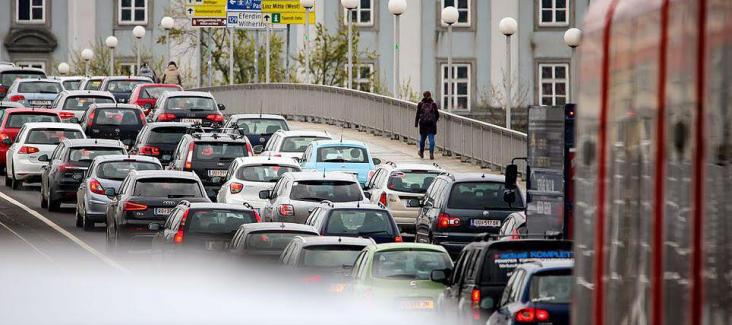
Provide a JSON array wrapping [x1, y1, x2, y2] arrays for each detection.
[[197, 83, 527, 171]]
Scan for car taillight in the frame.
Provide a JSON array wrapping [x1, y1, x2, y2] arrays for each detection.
[[138, 145, 160, 156], [230, 182, 244, 194], [206, 114, 224, 123], [394, 235, 403, 242], [253, 210, 261, 222], [174, 209, 190, 244], [9, 95, 24, 102], [58, 163, 76, 173], [184, 142, 195, 170], [245, 143, 253, 156], [87, 111, 95, 127], [437, 213, 461, 229], [58, 111, 75, 119], [278, 204, 294, 217], [471, 288, 481, 305], [89, 178, 105, 195], [515, 308, 550, 323], [18, 146, 39, 154], [379, 192, 388, 207], [158, 113, 177, 122], [122, 201, 148, 211]]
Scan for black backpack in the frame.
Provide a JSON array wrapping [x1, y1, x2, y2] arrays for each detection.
[[420, 101, 437, 123]]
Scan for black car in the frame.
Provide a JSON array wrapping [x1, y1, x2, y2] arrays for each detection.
[[98, 76, 152, 103], [150, 91, 226, 126], [151, 201, 260, 255], [167, 132, 253, 200], [80, 103, 146, 147], [223, 114, 290, 150], [229, 222, 320, 261], [414, 173, 525, 256], [131, 122, 190, 165], [432, 239, 573, 325], [304, 203, 402, 243], [105, 170, 210, 252], [39, 139, 127, 211]]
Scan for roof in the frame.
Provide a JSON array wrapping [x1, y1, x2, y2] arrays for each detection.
[[103, 76, 153, 81], [372, 242, 449, 253], [129, 170, 200, 180], [62, 138, 124, 147], [133, 83, 181, 88], [446, 172, 505, 183], [229, 114, 286, 120], [90, 154, 161, 164], [22, 122, 83, 130], [234, 156, 301, 167], [310, 139, 368, 148], [144, 122, 191, 129], [89, 103, 141, 110], [14, 78, 62, 84], [186, 202, 254, 211], [0, 67, 44, 73], [239, 222, 318, 233], [2, 108, 58, 115], [187, 133, 248, 142], [519, 259, 574, 271], [59, 90, 115, 98], [324, 202, 384, 211], [297, 236, 374, 247], [51, 76, 87, 81], [463, 239, 573, 250], [286, 171, 360, 182], [380, 162, 444, 172], [275, 130, 332, 138], [162, 91, 213, 98]]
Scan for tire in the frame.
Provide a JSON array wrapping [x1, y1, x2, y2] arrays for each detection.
[[82, 212, 94, 231], [4, 175, 10, 187], [0, 166, 6, 176], [10, 175, 20, 190], [75, 210, 83, 228], [47, 188, 60, 211]]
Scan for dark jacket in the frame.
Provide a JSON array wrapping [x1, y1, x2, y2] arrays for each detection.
[[415, 98, 440, 135]]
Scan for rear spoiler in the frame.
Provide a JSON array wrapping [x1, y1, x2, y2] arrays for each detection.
[[483, 231, 564, 242]]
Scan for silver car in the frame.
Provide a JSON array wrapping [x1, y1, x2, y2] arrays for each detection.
[[259, 171, 368, 224], [51, 90, 117, 122], [4, 78, 64, 108], [75, 155, 163, 230]]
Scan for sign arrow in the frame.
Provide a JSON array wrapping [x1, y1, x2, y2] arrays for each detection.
[[263, 14, 271, 22], [187, 8, 194, 15]]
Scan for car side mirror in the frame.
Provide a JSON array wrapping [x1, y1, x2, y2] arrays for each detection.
[[217, 103, 226, 111], [259, 190, 272, 200], [430, 269, 450, 285], [504, 164, 518, 190], [70, 117, 79, 123], [363, 192, 371, 199], [253, 145, 263, 154], [292, 157, 302, 164], [37, 154, 49, 162], [480, 297, 495, 310], [1, 138, 11, 145], [104, 188, 116, 198], [238, 128, 247, 136], [422, 200, 432, 208], [503, 189, 517, 205], [148, 223, 161, 231], [371, 158, 382, 166]]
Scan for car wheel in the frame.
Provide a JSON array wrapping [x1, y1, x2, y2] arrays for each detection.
[[47, 189, 60, 211], [0, 166, 6, 176], [82, 212, 94, 231], [75, 210, 83, 228], [10, 175, 20, 190], [40, 188, 48, 208], [4, 175, 10, 187]]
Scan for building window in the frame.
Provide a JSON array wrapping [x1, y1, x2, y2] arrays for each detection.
[[441, 63, 471, 110], [344, 0, 374, 26], [16, 0, 45, 23], [539, 0, 569, 26], [16, 61, 45, 71], [538, 63, 568, 106], [119, 63, 138, 76], [441, 0, 470, 27], [118, 0, 148, 25], [353, 64, 374, 92]]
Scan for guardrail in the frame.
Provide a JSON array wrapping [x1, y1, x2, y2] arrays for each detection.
[[196, 83, 527, 172]]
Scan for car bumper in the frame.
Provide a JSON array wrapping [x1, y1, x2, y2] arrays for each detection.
[[85, 193, 111, 216], [51, 182, 82, 202], [12, 158, 45, 179], [218, 193, 266, 209]]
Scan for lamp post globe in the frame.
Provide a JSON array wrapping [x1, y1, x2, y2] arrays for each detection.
[[160, 16, 174, 30], [105, 36, 118, 49], [132, 25, 146, 39], [388, 0, 407, 15], [341, 0, 358, 9], [81, 48, 94, 61], [300, 0, 315, 9], [564, 28, 582, 48], [441, 6, 459, 25], [57, 62, 70, 75], [499, 17, 518, 36]]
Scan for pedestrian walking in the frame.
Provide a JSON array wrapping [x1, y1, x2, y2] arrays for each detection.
[[137, 62, 157, 82], [414, 91, 440, 160], [161, 61, 182, 86]]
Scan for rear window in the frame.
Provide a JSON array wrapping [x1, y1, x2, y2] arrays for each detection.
[[447, 182, 524, 210], [132, 178, 203, 197], [148, 127, 187, 144], [26, 129, 83, 145], [18, 82, 62, 94], [300, 245, 365, 268], [106, 80, 147, 93], [280, 136, 329, 153], [62, 80, 82, 90], [290, 180, 363, 202], [324, 209, 395, 237], [387, 170, 441, 194], [68, 147, 125, 165], [316, 146, 368, 163], [165, 96, 216, 111], [93, 108, 142, 126], [63, 96, 115, 111], [6, 113, 59, 128], [140, 86, 180, 99], [194, 142, 247, 160], [84, 80, 102, 90], [372, 250, 452, 280], [480, 241, 573, 285], [244, 231, 317, 251], [97, 161, 161, 180], [186, 209, 258, 235], [1, 71, 46, 85], [529, 270, 572, 304], [235, 118, 288, 135], [236, 164, 299, 182]]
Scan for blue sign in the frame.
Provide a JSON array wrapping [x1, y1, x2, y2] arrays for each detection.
[[227, 0, 261, 11]]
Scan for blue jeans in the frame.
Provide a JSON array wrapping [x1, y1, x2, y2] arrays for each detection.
[[419, 134, 435, 153]]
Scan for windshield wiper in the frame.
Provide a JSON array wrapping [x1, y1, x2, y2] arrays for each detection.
[[358, 230, 389, 235], [167, 194, 196, 198], [323, 159, 348, 163], [295, 197, 324, 202]]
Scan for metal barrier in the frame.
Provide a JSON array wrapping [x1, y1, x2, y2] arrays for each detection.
[[197, 83, 527, 171]]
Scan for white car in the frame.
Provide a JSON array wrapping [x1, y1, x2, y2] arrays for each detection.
[[259, 130, 333, 161], [5, 122, 86, 188], [217, 156, 302, 211], [51, 76, 88, 91], [51, 90, 117, 122]]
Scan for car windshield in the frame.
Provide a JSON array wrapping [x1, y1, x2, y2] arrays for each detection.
[[63, 96, 115, 111], [372, 250, 452, 280], [245, 231, 316, 252], [18, 82, 62, 94], [84, 80, 102, 90], [148, 127, 187, 144], [106, 80, 147, 93], [97, 161, 160, 180], [26, 129, 83, 145], [186, 209, 258, 235], [447, 181, 524, 210], [324, 209, 395, 237], [133, 178, 203, 197], [529, 270, 573, 304], [141, 86, 180, 99], [387, 170, 441, 194], [236, 164, 299, 182], [68, 147, 125, 165], [1, 72, 45, 85], [62, 80, 82, 90], [6, 113, 59, 128], [280, 136, 329, 153], [480, 241, 573, 285], [235, 118, 287, 135], [93, 108, 141, 126], [194, 142, 247, 160], [300, 245, 365, 268], [290, 180, 363, 202], [165, 96, 216, 111], [316, 146, 369, 163]]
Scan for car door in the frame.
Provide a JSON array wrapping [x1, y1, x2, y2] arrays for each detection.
[[440, 248, 471, 317], [263, 178, 284, 221]]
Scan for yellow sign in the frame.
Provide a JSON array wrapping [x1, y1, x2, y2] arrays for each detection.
[[262, 0, 306, 13], [186, 0, 227, 18], [272, 11, 315, 24]]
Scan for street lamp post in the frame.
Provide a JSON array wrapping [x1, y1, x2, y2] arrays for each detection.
[[563, 28, 582, 103], [161, 16, 175, 64], [81, 48, 94, 77], [58, 62, 70, 76], [132, 25, 146, 74], [341, 0, 358, 89], [499, 17, 517, 129], [388, 0, 407, 98], [441, 6, 458, 112], [301, 0, 315, 84], [105, 36, 118, 76]]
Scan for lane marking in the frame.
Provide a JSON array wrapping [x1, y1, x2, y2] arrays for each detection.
[[0, 191, 127, 271], [0, 220, 55, 263]]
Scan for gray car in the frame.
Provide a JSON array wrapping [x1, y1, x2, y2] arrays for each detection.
[[4, 78, 64, 108], [75, 155, 163, 230], [259, 171, 368, 224]]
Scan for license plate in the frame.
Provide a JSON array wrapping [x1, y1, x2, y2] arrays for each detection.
[[404, 198, 421, 207], [162, 154, 172, 161], [471, 219, 501, 227], [205, 241, 226, 250], [208, 169, 227, 177], [399, 299, 434, 310], [31, 100, 52, 106], [154, 208, 173, 216], [181, 118, 201, 124]]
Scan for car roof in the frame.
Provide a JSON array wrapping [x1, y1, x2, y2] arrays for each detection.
[[187, 133, 248, 142], [23, 122, 83, 130], [91, 154, 161, 164], [186, 202, 253, 211], [129, 170, 200, 180], [444, 172, 505, 183], [0, 67, 45, 74], [287, 171, 359, 182], [372, 242, 449, 253], [62, 138, 124, 147], [14, 78, 62, 84], [518, 259, 574, 272], [463, 239, 573, 250], [379, 162, 444, 172], [59, 90, 115, 97], [144, 122, 191, 129], [51, 76, 86, 81], [89, 103, 141, 110], [162, 91, 213, 98], [240, 222, 318, 233], [234, 156, 300, 166], [229, 114, 286, 120], [297, 236, 374, 247], [134, 83, 181, 88], [275, 130, 332, 138], [310, 139, 367, 148], [322, 203, 384, 211], [2, 108, 58, 115], [103, 76, 152, 81]]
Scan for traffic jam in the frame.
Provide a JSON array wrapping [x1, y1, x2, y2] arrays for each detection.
[[0, 65, 572, 325]]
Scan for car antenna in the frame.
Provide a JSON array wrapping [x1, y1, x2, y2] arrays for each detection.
[[94, 139, 98, 144], [338, 237, 342, 243], [259, 101, 263, 118], [357, 201, 360, 208], [339, 133, 343, 143], [322, 168, 326, 178], [482, 173, 485, 178]]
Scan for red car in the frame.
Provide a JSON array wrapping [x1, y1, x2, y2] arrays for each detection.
[[129, 83, 183, 116], [0, 108, 61, 172]]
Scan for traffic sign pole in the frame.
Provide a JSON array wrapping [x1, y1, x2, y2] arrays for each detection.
[[347, 8, 353, 89], [304, 7, 311, 83], [229, 28, 234, 85], [254, 30, 259, 83], [266, 23, 271, 83]]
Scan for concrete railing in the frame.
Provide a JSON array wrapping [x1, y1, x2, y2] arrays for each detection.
[[197, 83, 527, 171]]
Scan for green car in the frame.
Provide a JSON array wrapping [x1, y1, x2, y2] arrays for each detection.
[[349, 243, 453, 311]]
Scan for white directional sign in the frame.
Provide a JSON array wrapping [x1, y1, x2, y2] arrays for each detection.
[[227, 11, 265, 29]]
